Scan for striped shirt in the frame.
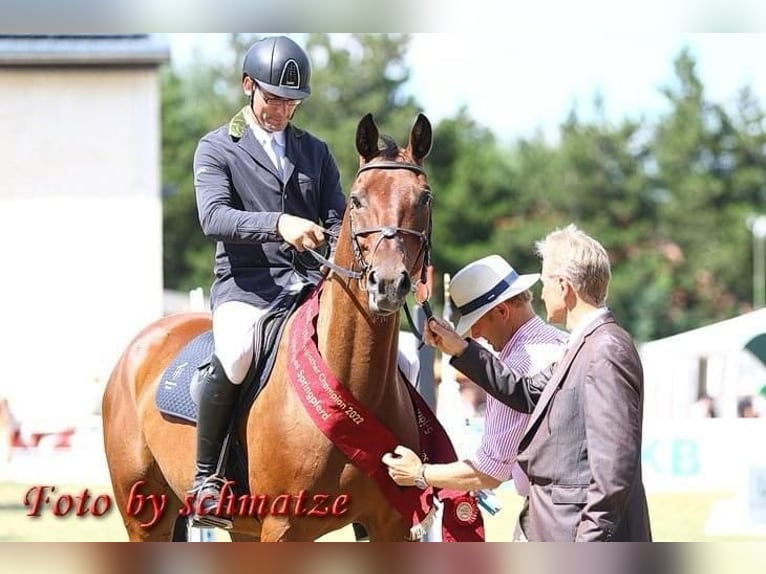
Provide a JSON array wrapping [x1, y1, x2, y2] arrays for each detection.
[[470, 315, 567, 495]]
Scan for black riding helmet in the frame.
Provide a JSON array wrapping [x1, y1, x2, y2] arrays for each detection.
[[243, 36, 311, 100]]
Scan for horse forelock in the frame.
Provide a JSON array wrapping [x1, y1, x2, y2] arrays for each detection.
[[377, 134, 398, 158], [376, 134, 416, 164]]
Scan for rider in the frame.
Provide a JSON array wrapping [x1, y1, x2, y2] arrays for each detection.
[[191, 35, 346, 529]]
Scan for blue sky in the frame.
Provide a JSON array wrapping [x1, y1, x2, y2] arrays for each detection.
[[170, 33, 766, 142]]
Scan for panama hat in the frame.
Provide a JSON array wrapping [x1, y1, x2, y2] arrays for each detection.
[[451, 255, 540, 336]]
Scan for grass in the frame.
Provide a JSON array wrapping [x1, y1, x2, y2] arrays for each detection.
[[647, 491, 765, 542], [1, 481, 762, 542]]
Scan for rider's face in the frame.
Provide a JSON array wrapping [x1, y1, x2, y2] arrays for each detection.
[[247, 80, 301, 133]]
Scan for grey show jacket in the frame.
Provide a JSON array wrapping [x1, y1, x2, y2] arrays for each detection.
[[194, 107, 346, 309]]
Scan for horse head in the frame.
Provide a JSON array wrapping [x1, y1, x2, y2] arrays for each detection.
[[348, 113, 433, 315]]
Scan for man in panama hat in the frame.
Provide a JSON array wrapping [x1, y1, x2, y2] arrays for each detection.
[[383, 254, 566, 519], [451, 254, 542, 338]]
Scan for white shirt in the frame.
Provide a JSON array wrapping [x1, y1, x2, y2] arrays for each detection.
[[245, 108, 286, 174], [397, 332, 421, 384], [567, 307, 610, 348]]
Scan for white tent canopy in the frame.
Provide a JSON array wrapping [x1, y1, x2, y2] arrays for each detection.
[[640, 309, 766, 419]]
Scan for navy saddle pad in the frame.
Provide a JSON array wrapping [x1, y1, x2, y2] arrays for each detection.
[[155, 330, 213, 423], [154, 283, 312, 424]]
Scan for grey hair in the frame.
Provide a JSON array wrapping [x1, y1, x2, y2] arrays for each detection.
[[509, 289, 534, 304], [535, 224, 611, 306]]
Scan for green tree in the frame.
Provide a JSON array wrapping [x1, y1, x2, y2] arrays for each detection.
[[650, 48, 760, 334], [556, 109, 668, 341], [160, 39, 766, 344], [299, 34, 421, 193], [429, 110, 517, 270]]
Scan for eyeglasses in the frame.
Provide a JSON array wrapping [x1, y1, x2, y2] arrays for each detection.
[[256, 86, 301, 108]]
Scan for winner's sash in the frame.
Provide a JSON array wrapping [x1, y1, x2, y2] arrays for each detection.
[[287, 283, 484, 542]]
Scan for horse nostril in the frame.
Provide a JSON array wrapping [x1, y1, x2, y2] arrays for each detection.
[[398, 272, 411, 297], [367, 270, 377, 287]]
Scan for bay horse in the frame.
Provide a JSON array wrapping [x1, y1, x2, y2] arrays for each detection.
[[102, 113, 434, 541]]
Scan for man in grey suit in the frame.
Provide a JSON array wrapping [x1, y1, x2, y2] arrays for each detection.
[[425, 224, 651, 541]]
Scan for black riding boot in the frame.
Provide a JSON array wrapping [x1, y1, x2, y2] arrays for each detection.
[[190, 355, 240, 530]]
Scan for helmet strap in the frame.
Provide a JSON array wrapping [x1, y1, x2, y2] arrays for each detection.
[[245, 75, 256, 108]]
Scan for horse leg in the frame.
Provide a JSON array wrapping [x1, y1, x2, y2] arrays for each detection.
[[229, 532, 261, 542], [172, 515, 190, 542], [110, 475, 184, 541], [364, 515, 413, 542], [259, 517, 319, 542], [258, 517, 293, 542], [109, 462, 186, 541], [103, 363, 185, 541]]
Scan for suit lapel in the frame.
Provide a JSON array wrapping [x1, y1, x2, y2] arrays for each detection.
[[519, 313, 616, 447], [519, 340, 580, 446]]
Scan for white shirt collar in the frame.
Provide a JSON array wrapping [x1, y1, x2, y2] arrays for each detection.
[[567, 307, 609, 347], [244, 107, 286, 148]]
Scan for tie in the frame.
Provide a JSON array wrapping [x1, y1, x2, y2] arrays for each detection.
[[270, 136, 284, 177]]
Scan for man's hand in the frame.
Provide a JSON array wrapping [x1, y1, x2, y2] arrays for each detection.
[[424, 316, 469, 357], [381, 445, 423, 487], [278, 214, 325, 252]]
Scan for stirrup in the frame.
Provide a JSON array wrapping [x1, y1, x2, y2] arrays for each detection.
[[189, 475, 234, 531]]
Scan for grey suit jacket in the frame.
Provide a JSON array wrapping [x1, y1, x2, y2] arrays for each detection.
[[452, 313, 651, 541]]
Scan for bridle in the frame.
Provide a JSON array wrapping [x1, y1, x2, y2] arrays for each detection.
[[307, 160, 432, 294]]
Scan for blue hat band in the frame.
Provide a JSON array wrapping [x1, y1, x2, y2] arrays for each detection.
[[457, 271, 519, 316]]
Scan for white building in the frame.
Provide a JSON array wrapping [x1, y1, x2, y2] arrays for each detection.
[[0, 35, 169, 431]]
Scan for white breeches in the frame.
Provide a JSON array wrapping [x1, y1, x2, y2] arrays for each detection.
[[212, 286, 423, 387], [212, 301, 269, 385]]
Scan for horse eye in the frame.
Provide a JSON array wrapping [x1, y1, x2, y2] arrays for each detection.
[[420, 191, 433, 207], [349, 194, 363, 210]]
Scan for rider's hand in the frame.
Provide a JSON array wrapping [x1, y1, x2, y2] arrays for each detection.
[[277, 214, 326, 252]]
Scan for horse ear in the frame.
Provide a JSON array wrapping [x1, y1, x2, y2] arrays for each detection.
[[409, 113, 433, 163], [356, 113, 380, 162]]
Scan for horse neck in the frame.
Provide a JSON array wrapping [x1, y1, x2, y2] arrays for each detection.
[[315, 234, 401, 410]]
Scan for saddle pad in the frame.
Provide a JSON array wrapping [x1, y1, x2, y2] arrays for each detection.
[[155, 330, 214, 423], [155, 282, 313, 425]]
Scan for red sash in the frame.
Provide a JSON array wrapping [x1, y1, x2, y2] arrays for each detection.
[[287, 283, 484, 542]]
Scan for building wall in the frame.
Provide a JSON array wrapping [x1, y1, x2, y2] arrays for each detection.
[[0, 67, 163, 426]]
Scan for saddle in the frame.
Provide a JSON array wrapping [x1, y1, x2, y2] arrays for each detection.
[[155, 284, 312, 493]]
